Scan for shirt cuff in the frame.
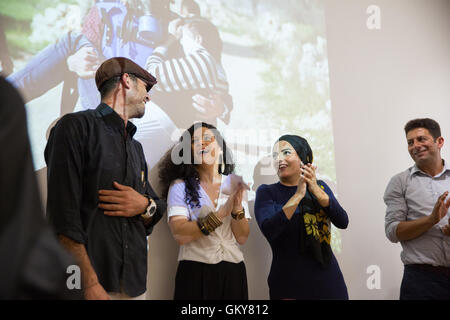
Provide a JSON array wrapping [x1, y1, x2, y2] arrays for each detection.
[[167, 206, 189, 222], [56, 228, 86, 245], [386, 221, 400, 243]]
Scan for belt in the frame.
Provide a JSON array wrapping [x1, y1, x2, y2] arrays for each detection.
[[409, 264, 450, 277]]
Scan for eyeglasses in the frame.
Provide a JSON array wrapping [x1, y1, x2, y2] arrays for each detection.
[[129, 73, 152, 92]]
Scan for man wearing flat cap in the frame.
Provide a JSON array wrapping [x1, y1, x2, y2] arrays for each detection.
[[45, 57, 166, 300]]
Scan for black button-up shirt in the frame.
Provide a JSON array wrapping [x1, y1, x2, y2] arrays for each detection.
[[45, 103, 166, 297]]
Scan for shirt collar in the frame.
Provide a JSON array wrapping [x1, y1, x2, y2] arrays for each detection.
[[96, 103, 137, 138], [410, 159, 449, 177]]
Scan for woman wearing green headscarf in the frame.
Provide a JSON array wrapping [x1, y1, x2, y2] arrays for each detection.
[[254, 135, 349, 299]]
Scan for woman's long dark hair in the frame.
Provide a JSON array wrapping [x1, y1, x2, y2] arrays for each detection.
[[158, 122, 234, 208]]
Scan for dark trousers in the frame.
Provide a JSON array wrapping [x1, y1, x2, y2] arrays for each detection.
[[174, 260, 248, 300], [400, 264, 450, 300]]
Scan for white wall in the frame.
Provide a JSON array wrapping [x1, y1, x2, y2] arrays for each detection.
[[324, 0, 450, 299]]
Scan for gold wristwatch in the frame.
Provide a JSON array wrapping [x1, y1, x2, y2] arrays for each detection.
[[231, 208, 245, 220]]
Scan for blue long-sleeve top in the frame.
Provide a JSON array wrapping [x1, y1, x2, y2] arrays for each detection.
[[254, 181, 349, 299]]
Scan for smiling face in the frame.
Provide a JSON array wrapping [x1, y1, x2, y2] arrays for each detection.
[[126, 76, 150, 119], [191, 126, 220, 166], [272, 140, 302, 181], [406, 127, 443, 166]]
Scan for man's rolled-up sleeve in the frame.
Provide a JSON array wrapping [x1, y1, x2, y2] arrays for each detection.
[[143, 181, 166, 236], [45, 115, 86, 244], [383, 174, 408, 243]]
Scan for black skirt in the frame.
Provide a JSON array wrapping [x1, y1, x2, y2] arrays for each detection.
[[174, 260, 248, 300]]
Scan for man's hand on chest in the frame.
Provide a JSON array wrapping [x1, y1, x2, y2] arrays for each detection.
[[98, 181, 149, 217]]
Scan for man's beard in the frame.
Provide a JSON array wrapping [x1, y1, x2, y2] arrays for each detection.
[[131, 103, 146, 119]]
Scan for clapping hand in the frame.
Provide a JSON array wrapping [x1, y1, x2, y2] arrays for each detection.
[[430, 191, 450, 225], [232, 183, 245, 213], [300, 163, 318, 188], [431, 191, 450, 236], [217, 183, 244, 219], [296, 162, 308, 197], [300, 163, 330, 207], [442, 218, 450, 236]]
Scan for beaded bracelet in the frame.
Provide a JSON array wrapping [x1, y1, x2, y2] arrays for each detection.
[[197, 219, 210, 236], [197, 212, 223, 235]]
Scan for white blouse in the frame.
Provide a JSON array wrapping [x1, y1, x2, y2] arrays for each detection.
[[167, 174, 251, 264]]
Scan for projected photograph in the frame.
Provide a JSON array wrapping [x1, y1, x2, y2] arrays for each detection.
[[3, 0, 450, 302], [1, 0, 342, 293]]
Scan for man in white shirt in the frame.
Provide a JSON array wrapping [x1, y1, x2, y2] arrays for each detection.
[[384, 118, 450, 300]]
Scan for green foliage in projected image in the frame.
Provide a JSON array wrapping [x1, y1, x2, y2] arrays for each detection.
[[202, 0, 336, 183], [0, 0, 77, 57], [258, 45, 336, 183]]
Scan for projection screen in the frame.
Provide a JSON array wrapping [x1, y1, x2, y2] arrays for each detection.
[[1, 0, 340, 299]]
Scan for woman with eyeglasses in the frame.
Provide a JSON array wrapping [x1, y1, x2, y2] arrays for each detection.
[[254, 135, 349, 300], [158, 122, 250, 300]]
